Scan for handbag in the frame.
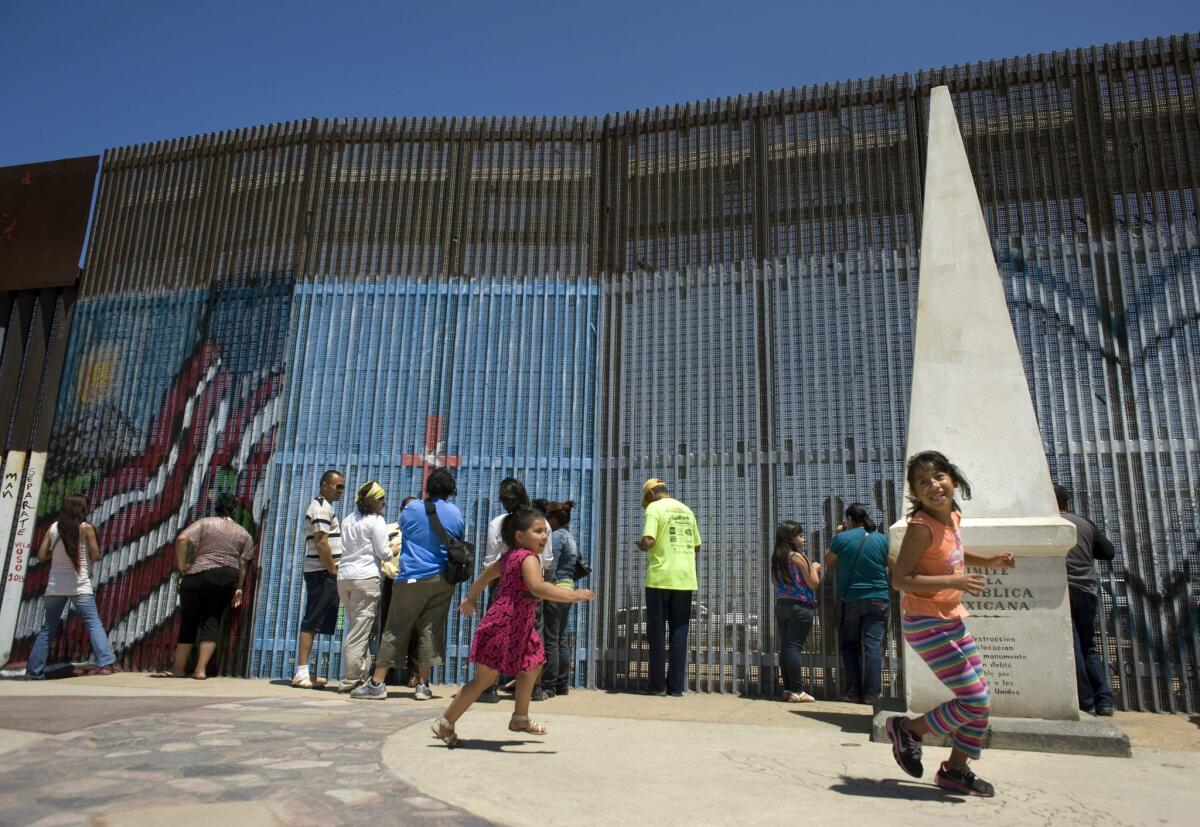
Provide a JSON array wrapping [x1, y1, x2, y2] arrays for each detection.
[[425, 499, 475, 584], [571, 555, 592, 583], [834, 530, 871, 624]]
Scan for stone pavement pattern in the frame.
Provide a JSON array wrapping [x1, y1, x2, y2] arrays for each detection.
[[0, 682, 486, 827], [1, 675, 1198, 826]]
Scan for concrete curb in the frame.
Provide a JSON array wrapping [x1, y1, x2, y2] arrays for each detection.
[[871, 711, 1132, 758]]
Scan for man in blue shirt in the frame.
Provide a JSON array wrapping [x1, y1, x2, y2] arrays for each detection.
[[353, 468, 465, 701], [824, 503, 890, 704]]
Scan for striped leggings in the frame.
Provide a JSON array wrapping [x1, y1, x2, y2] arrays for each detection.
[[902, 614, 990, 759]]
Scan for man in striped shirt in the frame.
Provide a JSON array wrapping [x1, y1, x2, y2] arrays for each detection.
[[292, 470, 346, 688]]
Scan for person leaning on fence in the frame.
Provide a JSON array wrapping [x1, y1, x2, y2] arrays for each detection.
[[336, 482, 395, 693], [353, 467, 464, 702], [825, 502, 890, 705], [1054, 484, 1116, 717], [152, 493, 255, 680], [771, 521, 820, 702], [292, 469, 346, 689], [541, 500, 583, 698], [26, 495, 118, 679], [638, 478, 700, 697]]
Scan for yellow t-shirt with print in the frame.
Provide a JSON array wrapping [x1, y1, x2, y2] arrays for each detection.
[[642, 497, 700, 590]]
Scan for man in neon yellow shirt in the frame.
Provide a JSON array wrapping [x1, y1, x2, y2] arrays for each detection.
[[638, 478, 700, 696]]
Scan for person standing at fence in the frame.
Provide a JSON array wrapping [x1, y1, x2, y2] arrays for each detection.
[[886, 451, 1012, 797], [541, 500, 583, 698], [638, 478, 700, 697], [771, 521, 820, 702], [478, 477, 552, 703], [374, 495, 418, 686], [354, 468, 464, 702], [431, 506, 594, 747], [152, 493, 256, 680], [825, 503, 890, 705], [336, 482, 395, 693], [293, 470, 346, 689], [26, 495, 117, 679], [1054, 484, 1116, 717]]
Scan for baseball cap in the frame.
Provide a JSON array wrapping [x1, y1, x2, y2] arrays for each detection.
[[641, 478, 667, 509]]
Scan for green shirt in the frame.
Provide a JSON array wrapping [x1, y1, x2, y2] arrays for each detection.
[[642, 497, 700, 590]]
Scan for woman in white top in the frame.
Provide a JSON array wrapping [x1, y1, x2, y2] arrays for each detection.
[[336, 481, 394, 692], [26, 495, 117, 679]]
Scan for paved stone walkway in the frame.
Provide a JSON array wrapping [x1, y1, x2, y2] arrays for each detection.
[[0, 692, 488, 827]]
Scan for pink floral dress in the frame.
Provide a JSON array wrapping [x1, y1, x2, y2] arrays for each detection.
[[469, 548, 546, 675]]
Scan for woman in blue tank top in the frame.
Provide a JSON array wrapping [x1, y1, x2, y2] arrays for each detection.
[[771, 521, 821, 702]]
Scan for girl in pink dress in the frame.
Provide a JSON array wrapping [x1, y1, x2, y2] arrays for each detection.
[[432, 506, 594, 746]]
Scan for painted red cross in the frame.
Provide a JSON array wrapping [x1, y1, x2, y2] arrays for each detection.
[[402, 415, 463, 496]]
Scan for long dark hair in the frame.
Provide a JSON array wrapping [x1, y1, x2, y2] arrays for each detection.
[[843, 503, 877, 533], [771, 521, 805, 586], [58, 495, 90, 572], [905, 450, 972, 518], [500, 504, 547, 552]]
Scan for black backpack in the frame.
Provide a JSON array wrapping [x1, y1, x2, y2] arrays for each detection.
[[425, 499, 474, 584]]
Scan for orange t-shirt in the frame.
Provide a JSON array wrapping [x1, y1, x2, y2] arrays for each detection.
[[899, 511, 967, 620]]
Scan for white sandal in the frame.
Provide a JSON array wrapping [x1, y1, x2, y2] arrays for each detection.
[[785, 691, 816, 703], [431, 716, 460, 748]]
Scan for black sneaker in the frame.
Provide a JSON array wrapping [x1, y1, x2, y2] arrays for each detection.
[[1095, 706, 1114, 717], [885, 716, 924, 778], [541, 687, 557, 699], [641, 687, 667, 697], [935, 762, 995, 797], [554, 685, 569, 696], [531, 686, 547, 701], [478, 687, 500, 704]]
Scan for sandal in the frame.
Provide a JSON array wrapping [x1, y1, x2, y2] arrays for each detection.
[[150, 670, 185, 678], [431, 716, 459, 748], [291, 675, 327, 689], [785, 691, 816, 703], [508, 714, 548, 735]]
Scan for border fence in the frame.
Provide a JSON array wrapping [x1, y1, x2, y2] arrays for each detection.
[[1, 33, 1197, 712]]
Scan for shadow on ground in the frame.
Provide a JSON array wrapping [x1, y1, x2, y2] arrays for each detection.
[[830, 775, 965, 803], [427, 740, 557, 754], [789, 709, 872, 733]]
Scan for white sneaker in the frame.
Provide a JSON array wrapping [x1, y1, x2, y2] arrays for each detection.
[[414, 683, 433, 701]]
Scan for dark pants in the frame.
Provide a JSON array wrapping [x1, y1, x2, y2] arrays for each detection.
[[178, 566, 238, 644], [1070, 589, 1113, 712], [775, 599, 816, 695], [542, 599, 574, 691], [838, 598, 889, 701], [646, 587, 692, 694]]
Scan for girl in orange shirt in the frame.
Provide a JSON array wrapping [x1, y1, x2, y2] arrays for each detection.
[[885, 451, 1014, 798]]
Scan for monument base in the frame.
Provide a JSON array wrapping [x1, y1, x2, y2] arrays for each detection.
[[870, 711, 1131, 758]]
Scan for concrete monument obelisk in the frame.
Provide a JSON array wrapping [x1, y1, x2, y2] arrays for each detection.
[[872, 87, 1128, 755]]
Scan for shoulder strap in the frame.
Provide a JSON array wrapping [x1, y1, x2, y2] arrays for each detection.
[[837, 530, 872, 601], [424, 499, 455, 547]]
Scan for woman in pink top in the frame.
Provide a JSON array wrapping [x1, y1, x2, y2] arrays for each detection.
[[885, 451, 1014, 798]]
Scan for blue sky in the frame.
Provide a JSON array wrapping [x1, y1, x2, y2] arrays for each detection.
[[1, 0, 1195, 165]]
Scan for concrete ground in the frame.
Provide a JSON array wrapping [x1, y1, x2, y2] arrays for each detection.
[[0, 674, 1197, 826]]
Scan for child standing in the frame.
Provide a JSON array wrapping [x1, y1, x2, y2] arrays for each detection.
[[886, 451, 1013, 797], [770, 521, 820, 702], [432, 506, 593, 746]]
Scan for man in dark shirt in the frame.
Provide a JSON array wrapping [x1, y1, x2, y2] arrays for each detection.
[[1055, 484, 1116, 716]]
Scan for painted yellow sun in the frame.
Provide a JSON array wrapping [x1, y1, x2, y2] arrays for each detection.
[[76, 345, 122, 405]]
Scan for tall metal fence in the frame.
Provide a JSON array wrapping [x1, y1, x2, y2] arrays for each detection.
[[4, 33, 1197, 711]]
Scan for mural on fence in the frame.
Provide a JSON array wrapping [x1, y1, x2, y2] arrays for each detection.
[[9, 274, 293, 673]]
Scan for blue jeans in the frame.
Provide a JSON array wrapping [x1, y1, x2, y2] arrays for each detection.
[[1070, 589, 1113, 712], [27, 593, 116, 679], [646, 587, 692, 694], [838, 598, 889, 700], [775, 599, 815, 694]]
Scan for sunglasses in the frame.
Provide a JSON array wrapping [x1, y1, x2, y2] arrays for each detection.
[[331, 483, 346, 490]]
